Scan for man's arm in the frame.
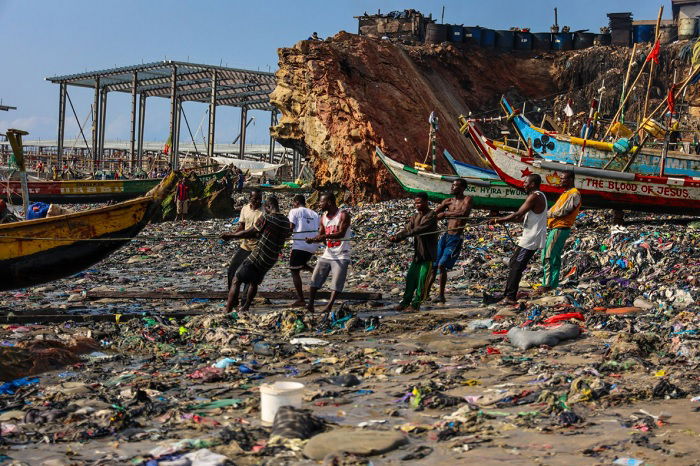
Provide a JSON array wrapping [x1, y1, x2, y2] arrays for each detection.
[[548, 191, 581, 218], [325, 211, 351, 239], [306, 218, 327, 243], [389, 214, 416, 243], [492, 193, 538, 224], [434, 198, 450, 214]]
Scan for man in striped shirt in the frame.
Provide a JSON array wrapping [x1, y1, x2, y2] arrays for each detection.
[[225, 196, 291, 313]]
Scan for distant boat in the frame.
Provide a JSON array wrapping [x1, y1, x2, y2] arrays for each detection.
[[375, 147, 527, 211], [501, 97, 700, 177], [464, 119, 700, 216], [442, 149, 498, 179], [0, 174, 177, 291]]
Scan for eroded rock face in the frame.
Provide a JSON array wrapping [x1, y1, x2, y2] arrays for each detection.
[[271, 32, 556, 201]]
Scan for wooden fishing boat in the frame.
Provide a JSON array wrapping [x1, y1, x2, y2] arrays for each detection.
[[442, 149, 498, 179], [0, 169, 227, 204], [463, 119, 700, 215], [0, 174, 177, 291], [376, 147, 527, 210], [501, 97, 700, 177]]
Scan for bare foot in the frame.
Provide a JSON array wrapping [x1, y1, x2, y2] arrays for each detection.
[[403, 305, 419, 313], [432, 295, 446, 304], [394, 304, 408, 312], [501, 298, 518, 305], [321, 304, 333, 314], [237, 305, 250, 313], [291, 300, 306, 307]]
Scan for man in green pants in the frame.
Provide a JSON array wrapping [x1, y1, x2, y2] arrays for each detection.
[[540, 172, 581, 293], [389, 192, 438, 311]]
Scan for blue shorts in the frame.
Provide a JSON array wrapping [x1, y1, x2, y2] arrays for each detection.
[[433, 233, 463, 270]]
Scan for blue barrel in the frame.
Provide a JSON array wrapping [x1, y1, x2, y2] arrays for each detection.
[[463, 26, 482, 45], [448, 24, 464, 42], [515, 31, 532, 50], [532, 32, 551, 50], [480, 28, 496, 47], [573, 32, 595, 49], [552, 32, 573, 50], [495, 30, 514, 50], [633, 24, 655, 43]]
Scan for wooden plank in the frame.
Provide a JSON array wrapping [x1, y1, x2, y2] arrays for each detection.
[[85, 289, 383, 301]]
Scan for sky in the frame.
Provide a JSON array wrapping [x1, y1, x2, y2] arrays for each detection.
[[0, 0, 665, 146]]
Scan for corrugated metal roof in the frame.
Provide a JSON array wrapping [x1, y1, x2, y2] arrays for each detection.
[[46, 61, 276, 111]]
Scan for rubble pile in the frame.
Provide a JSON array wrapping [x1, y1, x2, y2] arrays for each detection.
[[1, 198, 700, 463]]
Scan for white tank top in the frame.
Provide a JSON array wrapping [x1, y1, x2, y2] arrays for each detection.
[[518, 191, 547, 250], [321, 210, 351, 260]]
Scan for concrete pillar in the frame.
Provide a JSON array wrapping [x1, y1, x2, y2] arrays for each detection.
[[168, 65, 178, 169], [137, 94, 146, 170], [268, 110, 277, 163], [91, 78, 100, 171], [129, 71, 138, 173], [239, 106, 247, 159], [57, 83, 67, 167], [207, 71, 217, 160], [98, 89, 108, 166]]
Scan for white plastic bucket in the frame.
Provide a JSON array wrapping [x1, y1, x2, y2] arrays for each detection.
[[260, 381, 304, 424]]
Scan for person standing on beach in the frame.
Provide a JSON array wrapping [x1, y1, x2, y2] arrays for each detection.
[[539, 172, 581, 293], [426, 179, 472, 304], [389, 192, 438, 312], [305, 192, 351, 314], [222, 189, 263, 290], [175, 178, 189, 222], [287, 194, 320, 307], [489, 174, 547, 304], [225, 196, 290, 313]]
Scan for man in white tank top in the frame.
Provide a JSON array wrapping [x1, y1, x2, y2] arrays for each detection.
[[305, 192, 352, 314], [490, 174, 548, 305]]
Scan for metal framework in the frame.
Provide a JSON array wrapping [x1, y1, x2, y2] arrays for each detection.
[[46, 61, 278, 171]]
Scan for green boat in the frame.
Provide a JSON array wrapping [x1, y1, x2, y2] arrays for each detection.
[[376, 147, 526, 210]]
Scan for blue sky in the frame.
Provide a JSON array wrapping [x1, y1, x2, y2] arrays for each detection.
[[0, 0, 664, 145]]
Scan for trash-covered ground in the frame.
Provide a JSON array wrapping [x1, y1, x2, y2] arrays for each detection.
[[2, 197, 700, 465]]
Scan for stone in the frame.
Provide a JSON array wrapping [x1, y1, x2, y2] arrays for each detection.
[[303, 429, 408, 460]]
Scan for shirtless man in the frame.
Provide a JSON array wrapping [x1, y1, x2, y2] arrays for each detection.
[[426, 179, 473, 303]]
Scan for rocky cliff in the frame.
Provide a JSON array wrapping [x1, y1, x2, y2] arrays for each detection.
[[270, 32, 695, 201]]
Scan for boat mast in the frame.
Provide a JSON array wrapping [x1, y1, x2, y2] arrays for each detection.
[[5, 129, 30, 218]]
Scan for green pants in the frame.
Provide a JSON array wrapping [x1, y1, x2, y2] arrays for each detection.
[[401, 260, 433, 309], [541, 228, 571, 289]]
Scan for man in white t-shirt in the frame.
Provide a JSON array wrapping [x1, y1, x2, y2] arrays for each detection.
[[287, 194, 320, 307]]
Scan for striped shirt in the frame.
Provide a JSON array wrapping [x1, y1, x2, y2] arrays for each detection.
[[246, 213, 291, 273]]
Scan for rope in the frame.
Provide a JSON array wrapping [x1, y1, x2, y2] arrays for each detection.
[[0, 216, 502, 244]]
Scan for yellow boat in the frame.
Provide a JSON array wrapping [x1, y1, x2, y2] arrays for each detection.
[[0, 173, 176, 291]]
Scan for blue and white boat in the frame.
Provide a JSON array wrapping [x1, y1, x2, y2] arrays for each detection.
[[501, 97, 700, 177], [442, 150, 498, 179]]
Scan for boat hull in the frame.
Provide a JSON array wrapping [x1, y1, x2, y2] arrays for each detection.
[[502, 97, 700, 177], [465, 122, 700, 215], [0, 197, 152, 290], [0, 170, 226, 204], [376, 147, 527, 210]]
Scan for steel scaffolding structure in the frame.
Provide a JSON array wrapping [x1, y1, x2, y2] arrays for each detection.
[[46, 61, 280, 172]]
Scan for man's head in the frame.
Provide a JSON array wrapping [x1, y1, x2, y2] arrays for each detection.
[[414, 192, 429, 212], [524, 174, 541, 193], [561, 171, 575, 189], [293, 194, 306, 208], [249, 188, 262, 208], [264, 195, 280, 213], [450, 178, 467, 196], [319, 191, 337, 211]]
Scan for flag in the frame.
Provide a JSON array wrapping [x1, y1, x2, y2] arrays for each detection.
[[646, 40, 660, 64], [163, 134, 171, 155], [564, 101, 574, 117], [428, 111, 439, 130]]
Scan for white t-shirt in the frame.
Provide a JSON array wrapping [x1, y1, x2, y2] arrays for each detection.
[[321, 210, 351, 261], [288, 206, 320, 253]]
